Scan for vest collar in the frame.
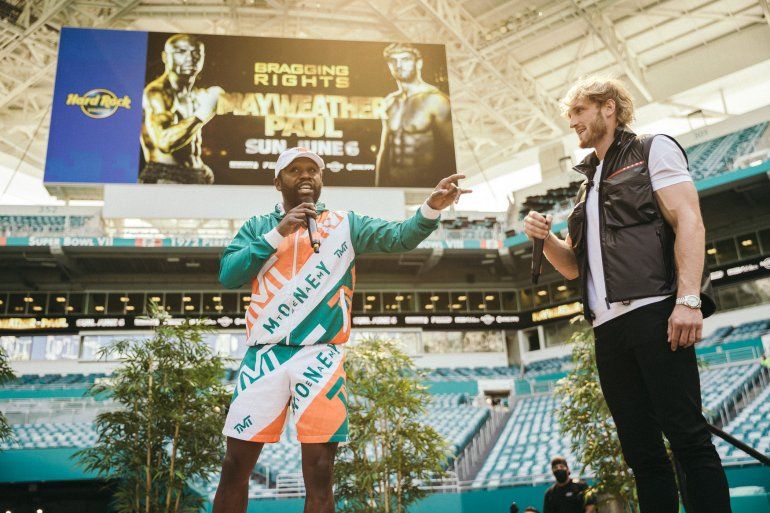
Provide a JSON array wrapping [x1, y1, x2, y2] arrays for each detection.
[[572, 126, 637, 180]]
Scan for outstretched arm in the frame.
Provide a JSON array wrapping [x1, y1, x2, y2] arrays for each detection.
[[351, 173, 471, 254]]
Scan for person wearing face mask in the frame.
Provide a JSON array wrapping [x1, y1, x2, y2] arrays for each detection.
[[212, 146, 470, 513], [543, 458, 596, 513]]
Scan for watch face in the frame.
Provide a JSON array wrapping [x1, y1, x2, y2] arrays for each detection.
[[686, 296, 700, 308]]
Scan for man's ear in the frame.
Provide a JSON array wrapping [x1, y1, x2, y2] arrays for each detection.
[[274, 175, 282, 191], [603, 99, 616, 118]]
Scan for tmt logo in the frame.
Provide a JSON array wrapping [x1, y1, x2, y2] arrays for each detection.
[[234, 415, 253, 434]]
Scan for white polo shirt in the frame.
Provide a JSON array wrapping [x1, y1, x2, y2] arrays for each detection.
[[586, 136, 693, 327]]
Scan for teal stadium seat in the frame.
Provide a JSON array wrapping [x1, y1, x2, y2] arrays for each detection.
[[685, 122, 769, 181], [716, 385, 770, 463]]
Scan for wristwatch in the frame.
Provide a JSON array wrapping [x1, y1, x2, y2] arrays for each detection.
[[676, 295, 702, 309]]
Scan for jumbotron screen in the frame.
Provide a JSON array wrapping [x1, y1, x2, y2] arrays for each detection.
[[44, 27, 455, 188]]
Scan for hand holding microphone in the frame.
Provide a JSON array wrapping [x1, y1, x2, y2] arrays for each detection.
[[523, 211, 552, 284], [306, 212, 320, 253], [276, 202, 317, 237]]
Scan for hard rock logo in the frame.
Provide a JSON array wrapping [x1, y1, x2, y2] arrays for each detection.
[[66, 88, 131, 119]]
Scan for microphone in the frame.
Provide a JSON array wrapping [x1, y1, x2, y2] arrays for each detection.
[[532, 238, 544, 284], [306, 212, 320, 254], [531, 216, 550, 284]]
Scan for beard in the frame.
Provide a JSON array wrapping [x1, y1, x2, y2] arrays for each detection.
[[579, 112, 608, 149], [281, 178, 321, 205]]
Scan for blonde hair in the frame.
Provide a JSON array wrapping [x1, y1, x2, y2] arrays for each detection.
[[560, 75, 635, 127]]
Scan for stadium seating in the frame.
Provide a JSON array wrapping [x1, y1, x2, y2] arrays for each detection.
[[425, 398, 490, 455], [700, 318, 770, 347], [716, 384, 770, 464], [191, 472, 270, 500], [523, 355, 571, 376], [517, 181, 582, 222], [0, 422, 96, 450], [2, 373, 109, 389], [473, 394, 574, 487], [700, 363, 764, 420], [437, 216, 502, 241], [424, 356, 571, 381], [1, 396, 116, 424], [427, 366, 515, 381], [0, 214, 102, 237], [472, 361, 767, 487], [256, 393, 489, 482], [685, 122, 769, 181]]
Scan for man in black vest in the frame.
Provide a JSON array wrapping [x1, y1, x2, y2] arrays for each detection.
[[523, 76, 731, 512]]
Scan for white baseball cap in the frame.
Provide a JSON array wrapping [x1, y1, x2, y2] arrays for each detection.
[[274, 147, 325, 178]]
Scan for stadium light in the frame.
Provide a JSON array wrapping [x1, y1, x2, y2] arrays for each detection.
[[95, 306, 104, 312], [425, 304, 434, 310], [55, 297, 66, 302], [185, 305, 195, 311], [741, 240, 753, 247], [182, 296, 191, 302], [478, 304, 486, 309], [366, 295, 375, 301], [557, 285, 567, 292], [707, 248, 717, 255], [242, 296, 250, 302], [212, 296, 221, 302], [23, 297, 33, 302], [150, 296, 161, 302], [457, 295, 467, 301], [32, 306, 42, 311], [395, 295, 404, 301], [167, 257, 180, 263], [537, 290, 547, 297], [126, 306, 135, 311], [430, 295, 439, 301], [120, 296, 129, 302], [485, 295, 495, 301]]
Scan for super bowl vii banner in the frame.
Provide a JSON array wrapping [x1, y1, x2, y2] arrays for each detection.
[[45, 27, 455, 188]]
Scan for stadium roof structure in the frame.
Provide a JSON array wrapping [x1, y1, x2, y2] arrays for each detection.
[[0, 0, 768, 204]]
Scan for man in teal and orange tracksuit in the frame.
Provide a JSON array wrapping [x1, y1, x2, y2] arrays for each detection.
[[213, 146, 470, 513]]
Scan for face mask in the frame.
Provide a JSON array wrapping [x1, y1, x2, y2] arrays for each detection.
[[554, 469, 569, 483]]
